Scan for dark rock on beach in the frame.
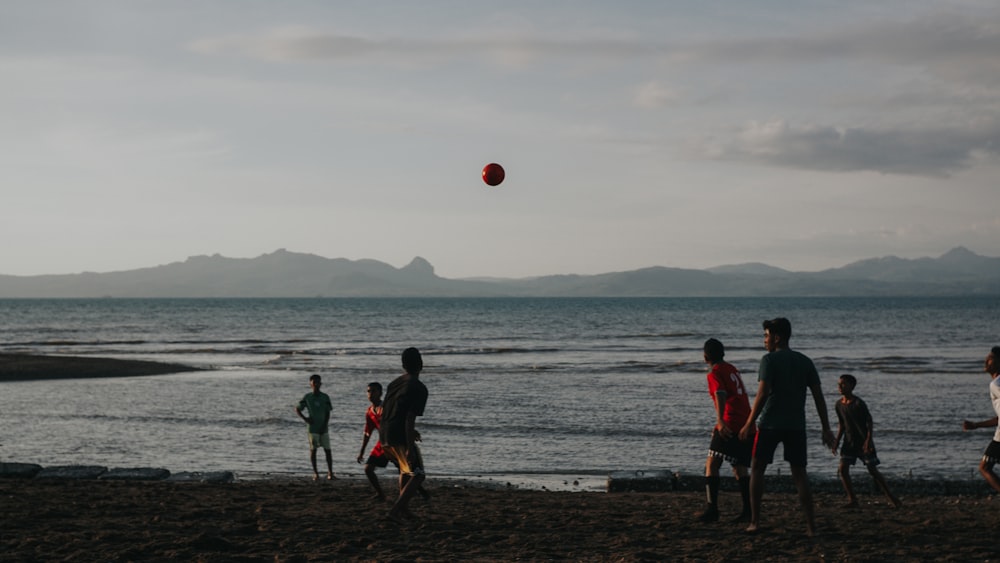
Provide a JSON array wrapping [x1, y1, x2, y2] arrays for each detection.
[[0, 353, 201, 382]]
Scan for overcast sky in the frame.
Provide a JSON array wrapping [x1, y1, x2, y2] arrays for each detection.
[[2, 1, 998, 278]]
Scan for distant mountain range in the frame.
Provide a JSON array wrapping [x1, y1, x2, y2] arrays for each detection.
[[0, 247, 997, 298]]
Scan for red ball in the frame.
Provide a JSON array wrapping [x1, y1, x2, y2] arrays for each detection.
[[482, 163, 505, 186]]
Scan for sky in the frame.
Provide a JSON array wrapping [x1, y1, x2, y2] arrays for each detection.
[[2, 1, 999, 279]]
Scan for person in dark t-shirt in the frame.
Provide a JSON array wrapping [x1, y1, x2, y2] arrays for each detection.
[[380, 347, 429, 523]]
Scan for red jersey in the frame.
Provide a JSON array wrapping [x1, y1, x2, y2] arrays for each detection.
[[707, 361, 751, 431], [364, 404, 385, 458]]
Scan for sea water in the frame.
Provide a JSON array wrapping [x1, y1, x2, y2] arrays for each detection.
[[0, 297, 996, 491]]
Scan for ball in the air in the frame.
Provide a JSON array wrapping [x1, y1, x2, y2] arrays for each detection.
[[482, 163, 505, 186]]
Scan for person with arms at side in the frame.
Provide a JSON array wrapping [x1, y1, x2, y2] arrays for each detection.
[[295, 374, 335, 481], [697, 338, 753, 523], [832, 374, 901, 508], [961, 346, 1000, 493], [380, 347, 429, 524], [739, 318, 835, 536]]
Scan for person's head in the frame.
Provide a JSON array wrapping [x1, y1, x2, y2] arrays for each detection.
[[762, 317, 792, 352], [703, 338, 725, 364], [309, 374, 322, 393], [402, 347, 423, 375], [838, 374, 857, 396], [367, 381, 383, 403], [987, 346, 1000, 376]]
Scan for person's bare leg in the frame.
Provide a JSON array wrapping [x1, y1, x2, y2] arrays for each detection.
[[389, 472, 425, 522], [838, 460, 858, 508], [979, 459, 1000, 493], [309, 449, 319, 480], [323, 449, 335, 480], [733, 465, 751, 522], [867, 465, 900, 508], [790, 465, 816, 537], [365, 464, 385, 500], [746, 459, 767, 533]]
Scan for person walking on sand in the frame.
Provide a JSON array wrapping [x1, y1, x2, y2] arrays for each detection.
[[961, 346, 1000, 493], [295, 374, 335, 481], [380, 347, 429, 523], [358, 381, 389, 500], [739, 318, 835, 536], [832, 374, 901, 509], [697, 338, 753, 523], [358, 381, 430, 503]]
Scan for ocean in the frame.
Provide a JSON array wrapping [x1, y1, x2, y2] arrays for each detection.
[[0, 297, 996, 491]]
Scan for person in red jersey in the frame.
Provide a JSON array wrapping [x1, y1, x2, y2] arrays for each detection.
[[358, 382, 390, 500], [697, 338, 753, 523]]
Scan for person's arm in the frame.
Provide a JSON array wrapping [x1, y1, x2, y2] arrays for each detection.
[[963, 416, 1000, 431], [405, 411, 419, 451], [295, 405, 311, 424], [714, 390, 731, 437], [739, 379, 769, 441], [808, 380, 835, 448], [832, 405, 844, 454], [358, 430, 371, 463], [862, 404, 875, 454], [319, 408, 331, 434]]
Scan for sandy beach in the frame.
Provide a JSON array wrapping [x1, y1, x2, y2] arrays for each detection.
[[3, 354, 1000, 560], [1, 477, 998, 562]]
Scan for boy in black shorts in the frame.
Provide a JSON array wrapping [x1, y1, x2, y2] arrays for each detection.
[[832, 374, 901, 508], [697, 338, 753, 523], [358, 382, 390, 500]]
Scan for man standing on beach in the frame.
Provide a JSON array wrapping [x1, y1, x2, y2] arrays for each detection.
[[961, 346, 1000, 493], [739, 318, 835, 536], [697, 338, 752, 523], [295, 374, 335, 481], [380, 347, 429, 523]]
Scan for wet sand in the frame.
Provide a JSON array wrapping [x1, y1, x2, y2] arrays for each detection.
[[2, 478, 999, 562]]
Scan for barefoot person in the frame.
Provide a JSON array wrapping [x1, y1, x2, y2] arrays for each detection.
[[697, 338, 752, 523], [381, 347, 429, 523], [357, 381, 431, 503], [739, 318, 835, 536], [961, 346, 1000, 493], [358, 382, 389, 500], [295, 374, 335, 481], [832, 374, 901, 508]]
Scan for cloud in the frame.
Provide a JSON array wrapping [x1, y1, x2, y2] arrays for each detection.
[[633, 81, 681, 109], [188, 26, 662, 68], [693, 118, 1000, 177], [682, 13, 1000, 84]]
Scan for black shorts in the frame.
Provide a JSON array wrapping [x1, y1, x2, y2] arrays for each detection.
[[365, 453, 391, 468], [708, 428, 752, 467], [983, 440, 1000, 465], [752, 427, 808, 467], [839, 443, 880, 467]]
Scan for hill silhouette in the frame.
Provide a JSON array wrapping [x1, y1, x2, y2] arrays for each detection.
[[0, 247, 996, 297]]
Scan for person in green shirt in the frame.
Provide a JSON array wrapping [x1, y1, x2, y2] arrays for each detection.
[[295, 374, 335, 481], [739, 318, 835, 536]]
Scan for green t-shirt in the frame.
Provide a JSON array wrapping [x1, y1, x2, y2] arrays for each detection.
[[298, 391, 333, 434], [757, 348, 820, 430]]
